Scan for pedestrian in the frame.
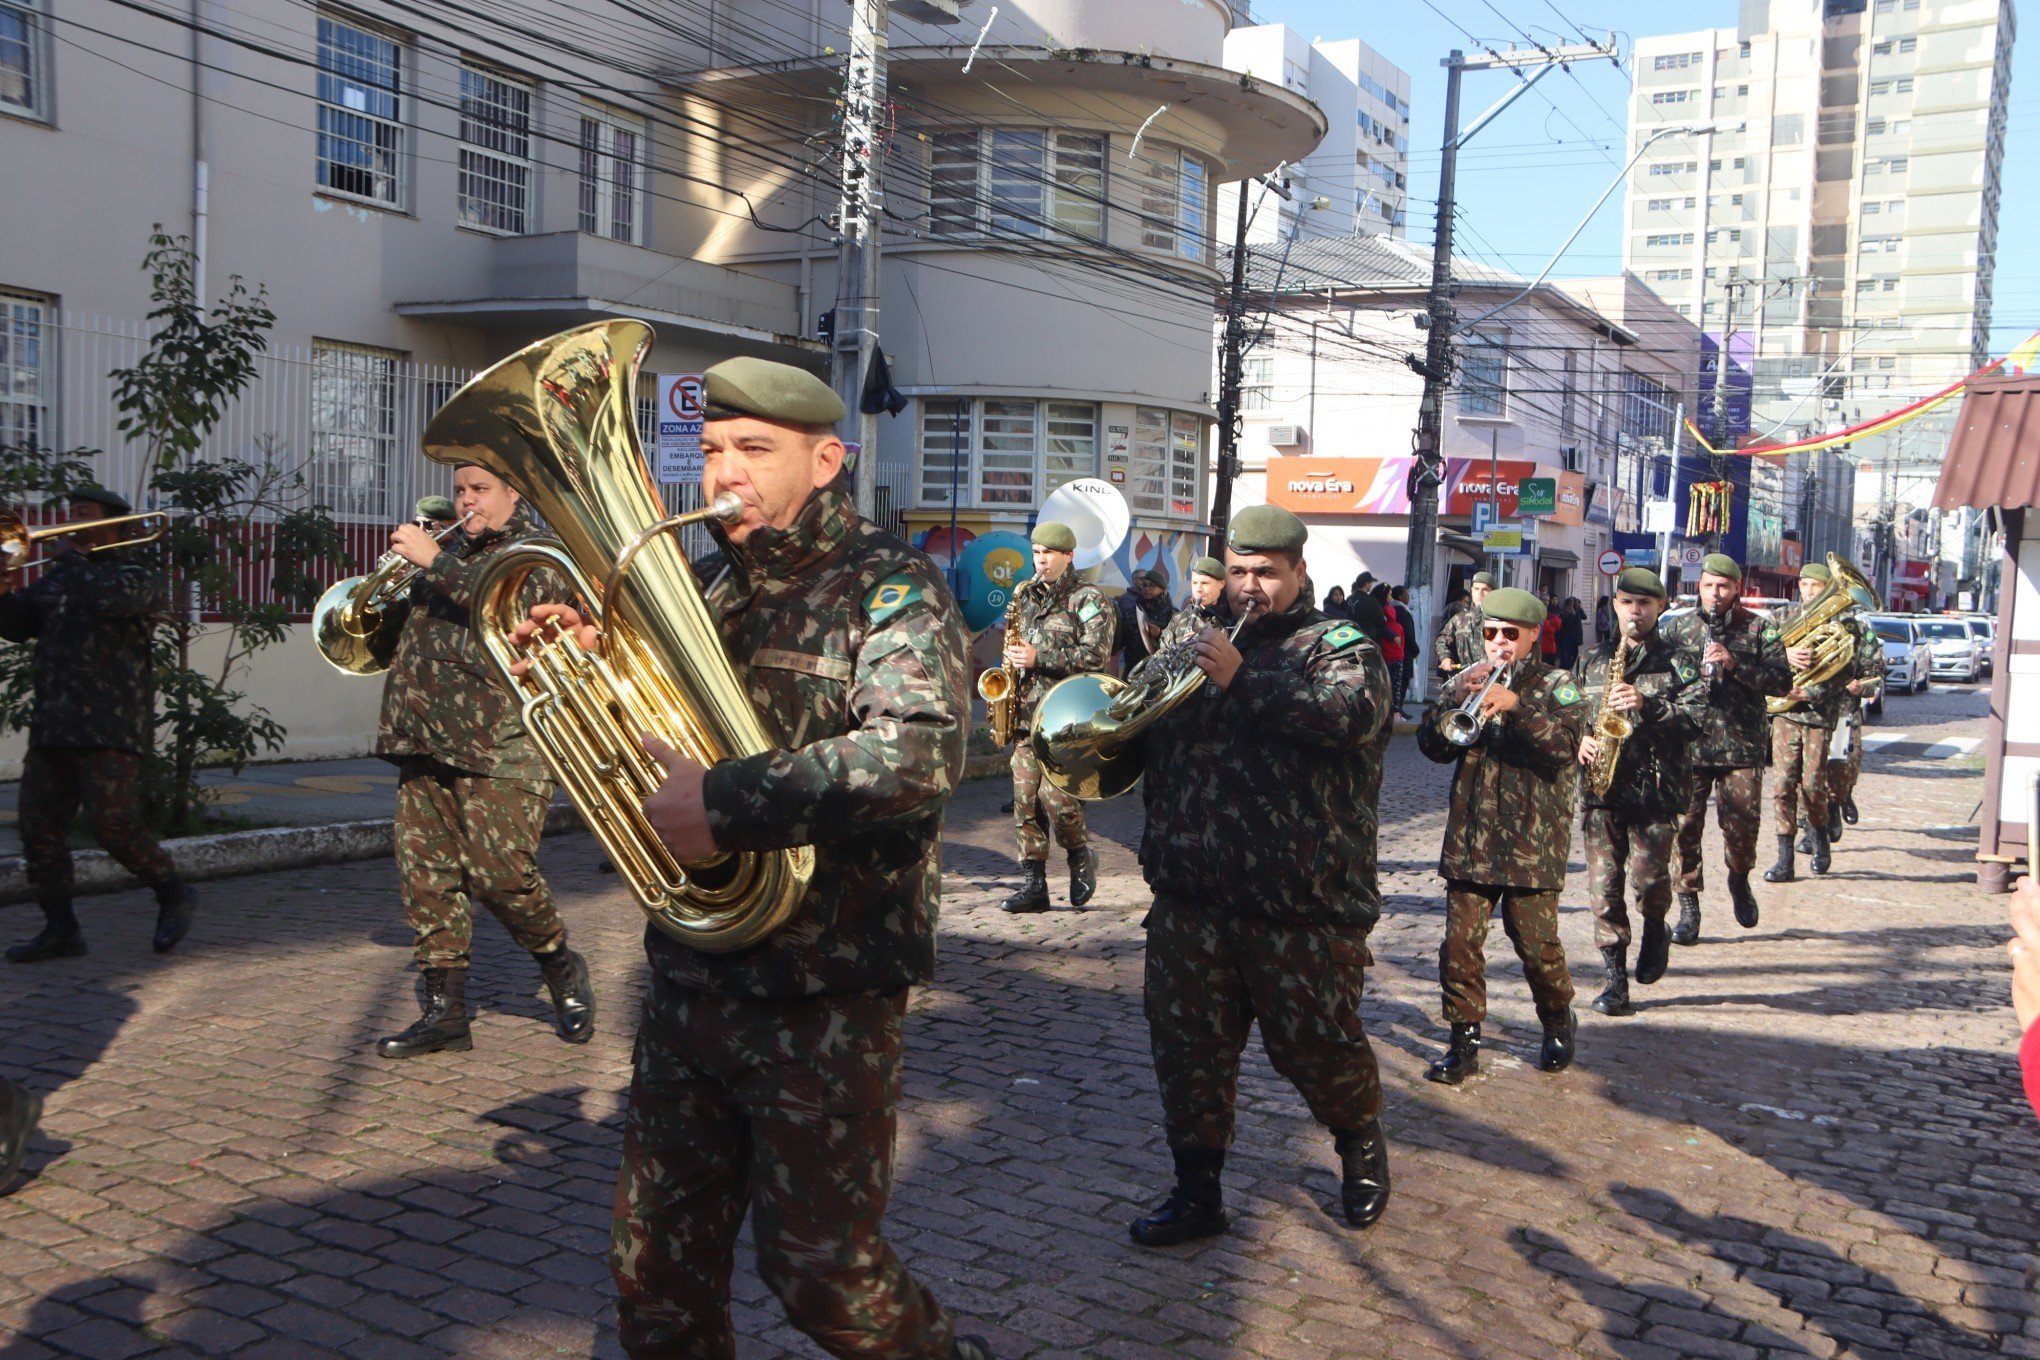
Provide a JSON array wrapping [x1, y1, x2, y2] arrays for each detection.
[[1390, 585, 1419, 714], [1347, 574, 1390, 645], [1323, 584, 1349, 618], [1557, 596, 1586, 670], [1131, 504, 1395, 1245], [1575, 568, 1707, 1016], [1371, 583, 1407, 716], [1539, 603, 1561, 663], [0, 486, 199, 963], [1594, 593, 1613, 643], [1432, 571, 1495, 688], [529, 357, 993, 1360], [1416, 587, 1583, 1085], [1115, 568, 1176, 676], [1661, 555, 1792, 941], [1001, 520, 1114, 913], [373, 463, 594, 1058]]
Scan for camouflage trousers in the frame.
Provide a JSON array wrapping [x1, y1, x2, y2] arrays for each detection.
[[611, 982, 955, 1360], [1439, 882, 1574, 1024], [1011, 740, 1086, 861], [1143, 892, 1381, 1152], [19, 748, 174, 906], [1770, 721, 1831, 833], [1583, 808, 1678, 951], [1674, 765, 1765, 894], [1827, 716, 1865, 806], [394, 758, 564, 970]]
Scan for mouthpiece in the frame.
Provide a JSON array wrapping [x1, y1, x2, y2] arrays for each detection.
[[708, 491, 744, 523]]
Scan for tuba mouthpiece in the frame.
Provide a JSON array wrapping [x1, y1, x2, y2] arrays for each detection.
[[709, 491, 744, 523]]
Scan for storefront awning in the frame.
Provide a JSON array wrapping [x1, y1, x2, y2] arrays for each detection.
[[1537, 548, 1580, 568], [1441, 531, 1484, 559]]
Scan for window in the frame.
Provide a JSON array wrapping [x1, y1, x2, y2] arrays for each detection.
[[1644, 232, 1694, 247], [1051, 132, 1105, 243], [985, 129, 1047, 237], [978, 398, 1037, 506], [1651, 51, 1702, 70], [1242, 355, 1273, 411], [918, 398, 970, 505], [316, 15, 403, 205], [1650, 89, 1697, 105], [1864, 201, 1881, 214], [0, 290, 50, 451], [1130, 145, 1211, 260], [1895, 78, 1914, 94], [916, 397, 1103, 508], [458, 62, 533, 234], [310, 341, 403, 519], [1899, 37, 1917, 53], [926, 128, 1106, 243], [1647, 160, 1697, 176], [578, 103, 644, 244], [1459, 333, 1507, 416], [1128, 407, 1169, 513], [1, 0, 46, 120], [1168, 414, 1200, 517], [1044, 402, 1097, 491]]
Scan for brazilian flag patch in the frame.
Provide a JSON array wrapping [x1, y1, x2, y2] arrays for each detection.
[[1762, 626, 1781, 642], [1322, 623, 1364, 652], [1551, 680, 1583, 706], [1079, 599, 1102, 621], [1671, 656, 1699, 684], [864, 575, 923, 625]]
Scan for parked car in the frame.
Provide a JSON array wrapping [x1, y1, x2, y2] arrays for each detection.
[[1962, 614, 1996, 677], [1913, 615, 1986, 682], [1868, 615, 1931, 700]]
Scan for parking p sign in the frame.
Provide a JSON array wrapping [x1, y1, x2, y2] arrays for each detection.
[[655, 374, 706, 483]]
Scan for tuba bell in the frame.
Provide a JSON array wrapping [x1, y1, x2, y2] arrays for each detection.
[[422, 320, 813, 954], [1766, 553, 1878, 716]]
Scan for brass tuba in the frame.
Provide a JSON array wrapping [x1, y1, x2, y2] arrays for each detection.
[[1766, 553, 1878, 716], [422, 320, 813, 953]]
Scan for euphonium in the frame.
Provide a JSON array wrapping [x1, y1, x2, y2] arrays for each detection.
[[1765, 553, 1878, 716], [312, 511, 473, 676], [422, 319, 813, 954], [1586, 628, 1636, 797], [976, 587, 1027, 747]]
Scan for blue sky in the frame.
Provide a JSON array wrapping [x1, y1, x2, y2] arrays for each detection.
[[1258, 0, 2037, 356]]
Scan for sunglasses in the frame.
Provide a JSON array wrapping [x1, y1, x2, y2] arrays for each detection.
[[1481, 625, 1525, 641]]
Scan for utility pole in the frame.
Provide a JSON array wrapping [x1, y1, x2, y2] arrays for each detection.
[[1209, 188, 1253, 554], [1404, 38, 1617, 700], [832, 0, 888, 518]]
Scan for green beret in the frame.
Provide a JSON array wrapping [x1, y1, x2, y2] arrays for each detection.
[[415, 495, 457, 522], [701, 356, 845, 426], [1190, 556, 1225, 580], [1139, 568, 1169, 589], [1615, 566, 1667, 599], [1699, 553, 1742, 582], [1226, 504, 1308, 555], [1481, 587, 1546, 629], [1800, 561, 1831, 583], [63, 485, 131, 516], [1030, 521, 1077, 552], [1469, 571, 1498, 589]]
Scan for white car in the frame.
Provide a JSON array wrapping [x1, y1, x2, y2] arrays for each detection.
[[1912, 615, 1985, 682], [1964, 615, 1996, 677], [1868, 615, 1930, 698]]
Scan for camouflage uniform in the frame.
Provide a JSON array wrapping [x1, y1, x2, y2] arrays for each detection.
[[1576, 630, 1707, 949], [614, 480, 969, 1360], [1007, 571, 1113, 861], [1416, 660, 1584, 1023], [1768, 605, 1862, 834], [1661, 606, 1793, 892], [1140, 599, 1392, 1152], [375, 507, 568, 970], [0, 547, 175, 904], [1430, 605, 1485, 689], [1825, 620, 1885, 810]]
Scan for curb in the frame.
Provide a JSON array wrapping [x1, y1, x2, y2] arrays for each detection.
[[0, 804, 582, 906]]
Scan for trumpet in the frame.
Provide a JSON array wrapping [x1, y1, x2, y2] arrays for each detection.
[[311, 511, 474, 676], [0, 507, 183, 569], [1442, 662, 1515, 747]]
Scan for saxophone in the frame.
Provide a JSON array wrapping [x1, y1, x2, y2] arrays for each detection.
[[1586, 628, 1637, 797], [976, 584, 1028, 747]]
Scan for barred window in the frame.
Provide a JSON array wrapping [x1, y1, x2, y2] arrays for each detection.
[[1168, 414, 1200, 518], [1, 0, 46, 119], [0, 290, 51, 451], [985, 130, 1048, 238], [579, 102, 645, 244], [310, 341, 402, 519], [1129, 146, 1213, 261], [458, 63, 533, 234], [916, 398, 1101, 508], [1043, 402, 1097, 491], [316, 15, 403, 205], [978, 399, 1038, 505], [1127, 406, 1170, 515], [1458, 333, 1507, 417], [918, 398, 970, 505], [1242, 355, 1273, 411]]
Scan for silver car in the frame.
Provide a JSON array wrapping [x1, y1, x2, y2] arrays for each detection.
[[1913, 615, 1985, 682], [1868, 615, 1930, 697]]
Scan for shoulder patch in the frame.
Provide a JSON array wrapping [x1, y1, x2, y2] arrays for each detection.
[[1551, 680, 1584, 706], [1321, 623, 1365, 652], [1761, 626, 1780, 642], [1671, 655, 1699, 684], [863, 574, 924, 626], [1079, 598, 1102, 621]]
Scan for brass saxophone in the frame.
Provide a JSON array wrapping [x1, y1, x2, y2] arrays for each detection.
[[1586, 627, 1637, 797], [977, 585, 1027, 747]]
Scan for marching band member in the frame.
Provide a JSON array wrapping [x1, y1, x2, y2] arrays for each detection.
[[1575, 568, 1706, 1016], [1766, 562, 1851, 882], [1662, 555, 1791, 938], [1416, 587, 1583, 1084]]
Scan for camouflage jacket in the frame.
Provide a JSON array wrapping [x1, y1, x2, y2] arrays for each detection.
[[1835, 617, 1885, 723], [0, 547, 162, 754], [1659, 605, 1792, 769], [1142, 597, 1392, 930], [1124, 601, 1222, 690], [375, 506, 559, 779], [1771, 603, 1866, 730], [1013, 569, 1113, 722], [1431, 605, 1485, 686], [1575, 628, 1708, 816], [1417, 658, 1584, 892], [660, 480, 968, 1001]]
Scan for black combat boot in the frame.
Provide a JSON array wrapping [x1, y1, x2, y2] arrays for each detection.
[[1423, 1022, 1481, 1085], [1827, 803, 1844, 845], [1842, 796, 1859, 825], [1537, 1006, 1577, 1072], [952, 1339, 995, 1360], [1067, 845, 1098, 908], [1593, 945, 1632, 1016], [1670, 892, 1702, 946], [151, 879, 197, 954], [1000, 861, 1050, 914], [1810, 822, 1833, 876], [7, 901, 86, 964], [536, 947, 596, 1044], [1796, 820, 1815, 856], [1634, 916, 1670, 986], [377, 968, 472, 1058], [1729, 872, 1760, 929], [1762, 834, 1796, 884], [1130, 1148, 1228, 1247], [0, 1077, 42, 1191], [1332, 1121, 1391, 1229]]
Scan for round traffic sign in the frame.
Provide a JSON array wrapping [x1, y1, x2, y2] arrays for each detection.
[[1597, 549, 1624, 577], [666, 374, 706, 421]]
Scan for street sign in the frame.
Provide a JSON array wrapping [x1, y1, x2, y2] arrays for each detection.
[[1679, 541, 1705, 569], [1598, 549, 1624, 577], [1471, 501, 1496, 537], [1517, 476, 1557, 516], [655, 374, 706, 484], [1481, 527, 1523, 554]]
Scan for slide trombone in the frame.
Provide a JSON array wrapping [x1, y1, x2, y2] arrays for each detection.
[[0, 508, 182, 570]]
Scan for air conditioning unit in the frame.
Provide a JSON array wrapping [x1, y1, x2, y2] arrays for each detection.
[[1560, 445, 1582, 472], [1267, 424, 1305, 447]]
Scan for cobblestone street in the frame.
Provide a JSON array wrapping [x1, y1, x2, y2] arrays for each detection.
[[0, 684, 2032, 1360]]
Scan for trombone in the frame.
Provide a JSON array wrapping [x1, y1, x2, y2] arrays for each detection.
[[0, 508, 183, 570]]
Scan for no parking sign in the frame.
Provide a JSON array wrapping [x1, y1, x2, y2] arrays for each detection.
[[655, 374, 706, 483]]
